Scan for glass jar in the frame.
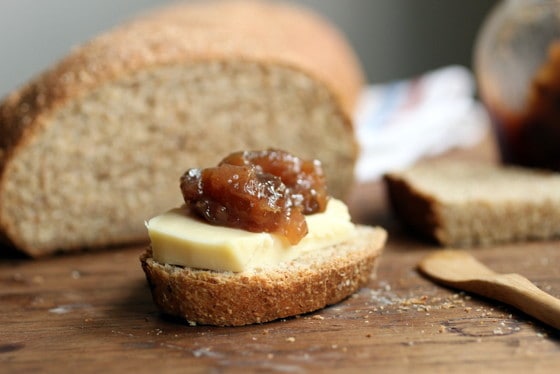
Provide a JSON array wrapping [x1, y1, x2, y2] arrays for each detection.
[[474, 0, 560, 170]]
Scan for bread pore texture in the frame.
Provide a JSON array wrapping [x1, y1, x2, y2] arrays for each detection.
[[140, 226, 386, 326], [385, 161, 560, 247], [0, 0, 364, 257]]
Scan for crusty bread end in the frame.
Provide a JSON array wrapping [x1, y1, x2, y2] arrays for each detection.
[[140, 225, 386, 326], [385, 160, 560, 247]]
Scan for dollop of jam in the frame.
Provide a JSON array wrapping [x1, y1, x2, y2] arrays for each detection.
[[180, 149, 329, 245]]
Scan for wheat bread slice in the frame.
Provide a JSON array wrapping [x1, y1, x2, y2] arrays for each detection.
[[384, 160, 560, 247], [0, 0, 364, 257], [140, 225, 386, 326]]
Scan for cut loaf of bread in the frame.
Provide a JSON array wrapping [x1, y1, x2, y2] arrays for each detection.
[[0, 0, 364, 257], [384, 161, 560, 247], [140, 225, 386, 326]]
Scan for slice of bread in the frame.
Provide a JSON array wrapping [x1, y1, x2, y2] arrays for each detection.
[[384, 160, 560, 247], [0, 0, 364, 257], [140, 226, 386, 326]]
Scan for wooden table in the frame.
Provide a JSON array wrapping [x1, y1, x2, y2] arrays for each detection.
[[2, 137, 560, 373]]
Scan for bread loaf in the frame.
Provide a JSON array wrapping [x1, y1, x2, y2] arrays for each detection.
[[0, 0, 364, 256], [384, 161, 560, 247], [140, 225, 386, 326]]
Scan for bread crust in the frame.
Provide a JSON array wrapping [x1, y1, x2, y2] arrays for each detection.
[[140, 226, 386, 326]]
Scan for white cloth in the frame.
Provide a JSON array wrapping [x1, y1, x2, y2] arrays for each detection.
[[354, 65, 489, 182]]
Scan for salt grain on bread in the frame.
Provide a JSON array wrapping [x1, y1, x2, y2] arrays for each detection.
[[0, 0, 364, 257], [140, 226, 386, 326], [384, 160, 560, 246]]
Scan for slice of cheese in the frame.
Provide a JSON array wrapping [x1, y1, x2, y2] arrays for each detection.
[[146, 198, 355, 272]]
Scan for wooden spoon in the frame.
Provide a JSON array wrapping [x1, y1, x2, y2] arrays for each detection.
[[418, 249, 560, 330]]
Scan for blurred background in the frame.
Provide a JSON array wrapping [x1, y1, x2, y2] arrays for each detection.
[[0, 0, 497, 98]]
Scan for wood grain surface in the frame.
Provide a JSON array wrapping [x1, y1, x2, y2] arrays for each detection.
[[2, 136, 560, 373]]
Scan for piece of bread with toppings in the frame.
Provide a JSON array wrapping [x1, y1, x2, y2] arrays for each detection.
[[384, 160, 560, 246], [0, 0, 364, 257], [140, 149, 387, 326]]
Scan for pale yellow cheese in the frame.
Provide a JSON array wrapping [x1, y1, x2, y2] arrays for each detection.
[[146, 198, 355, 272]]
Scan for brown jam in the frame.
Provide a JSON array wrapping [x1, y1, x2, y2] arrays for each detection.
[[490, 41, 560, 171], [180, 150, 329, 245]]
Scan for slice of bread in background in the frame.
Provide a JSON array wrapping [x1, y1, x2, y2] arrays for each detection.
[[384, 161, 560, 247], [140, 226, 386, 326], [0, 0, 364, 257]]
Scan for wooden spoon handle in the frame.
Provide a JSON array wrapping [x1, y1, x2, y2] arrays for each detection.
[[466, 273, 560, 330]]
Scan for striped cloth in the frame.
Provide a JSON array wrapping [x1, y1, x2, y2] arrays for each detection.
[[354, 65, 488, 182]]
